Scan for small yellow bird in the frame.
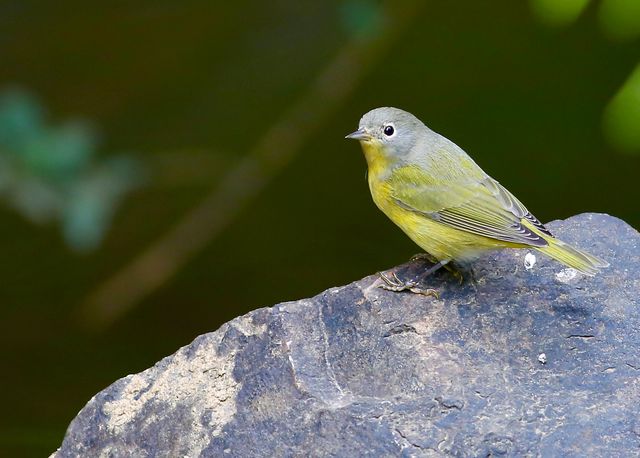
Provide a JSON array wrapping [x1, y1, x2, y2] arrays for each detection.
[[346, 107, 607, 293]]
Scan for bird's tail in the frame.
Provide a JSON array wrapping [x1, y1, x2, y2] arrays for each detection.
[[535, 236, 608, 276]]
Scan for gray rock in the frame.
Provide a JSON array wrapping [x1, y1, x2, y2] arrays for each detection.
[[54, 213, 640, 457]]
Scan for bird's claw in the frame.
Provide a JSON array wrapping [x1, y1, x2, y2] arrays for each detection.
[[377, 271, 439, 299], [410, 253, 436, 264]]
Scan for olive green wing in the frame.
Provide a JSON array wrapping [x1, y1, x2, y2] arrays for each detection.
[[388, 165, 550, 247], [481, 175, 554, 238]]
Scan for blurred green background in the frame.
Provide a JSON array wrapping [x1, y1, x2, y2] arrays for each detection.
[[1, 0, 639, 455]]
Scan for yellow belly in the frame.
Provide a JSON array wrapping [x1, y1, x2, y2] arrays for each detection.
[[361, 141, 516, 262], [368, 174, 513, 263]]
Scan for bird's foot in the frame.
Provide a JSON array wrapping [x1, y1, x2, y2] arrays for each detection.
[[410, 253, 437, 264], [378, 271, 439, 299]]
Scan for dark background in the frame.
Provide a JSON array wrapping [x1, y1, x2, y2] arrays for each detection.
[[1, 1, 638, 455]]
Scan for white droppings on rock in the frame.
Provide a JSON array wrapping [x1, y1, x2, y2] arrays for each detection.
[[556, 268, 578, 283], [524, 253, 537, 270]]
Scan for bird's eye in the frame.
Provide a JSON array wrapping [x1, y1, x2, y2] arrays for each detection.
[[383, 125, 395, 136]]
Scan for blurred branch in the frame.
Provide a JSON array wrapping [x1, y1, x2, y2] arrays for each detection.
[[147, 150, 231, 187], [80, 0, 424, 330]]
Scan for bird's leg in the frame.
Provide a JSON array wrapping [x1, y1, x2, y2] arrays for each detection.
[[444, 262, 464, 284], [411, 253, 461, 282], [410, 252, 438, 264], [378, 259, 449, 298], [411, 255, 465, 284]]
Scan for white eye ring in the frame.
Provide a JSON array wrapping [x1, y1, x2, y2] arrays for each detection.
[[383, 123, 395, 137]]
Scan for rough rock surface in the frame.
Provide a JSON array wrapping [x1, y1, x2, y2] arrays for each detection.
[[55, 213, 640, 457]]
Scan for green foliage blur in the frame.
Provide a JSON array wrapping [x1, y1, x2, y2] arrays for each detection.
[[0, 1, 638, 456], [0, 90, 140, 251]]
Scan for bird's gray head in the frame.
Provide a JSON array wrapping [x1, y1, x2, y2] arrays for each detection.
[[345, 107, 427, 159]]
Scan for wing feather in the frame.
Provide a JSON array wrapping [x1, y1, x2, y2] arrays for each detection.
[[389, 165, 550, 247], [482, 177, 553, 237]]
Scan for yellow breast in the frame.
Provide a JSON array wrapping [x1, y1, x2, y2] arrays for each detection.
[[362, 142, 505, 262]]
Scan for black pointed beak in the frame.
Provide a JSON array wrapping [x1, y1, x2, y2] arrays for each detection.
[[345, 128, 370, 140]]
